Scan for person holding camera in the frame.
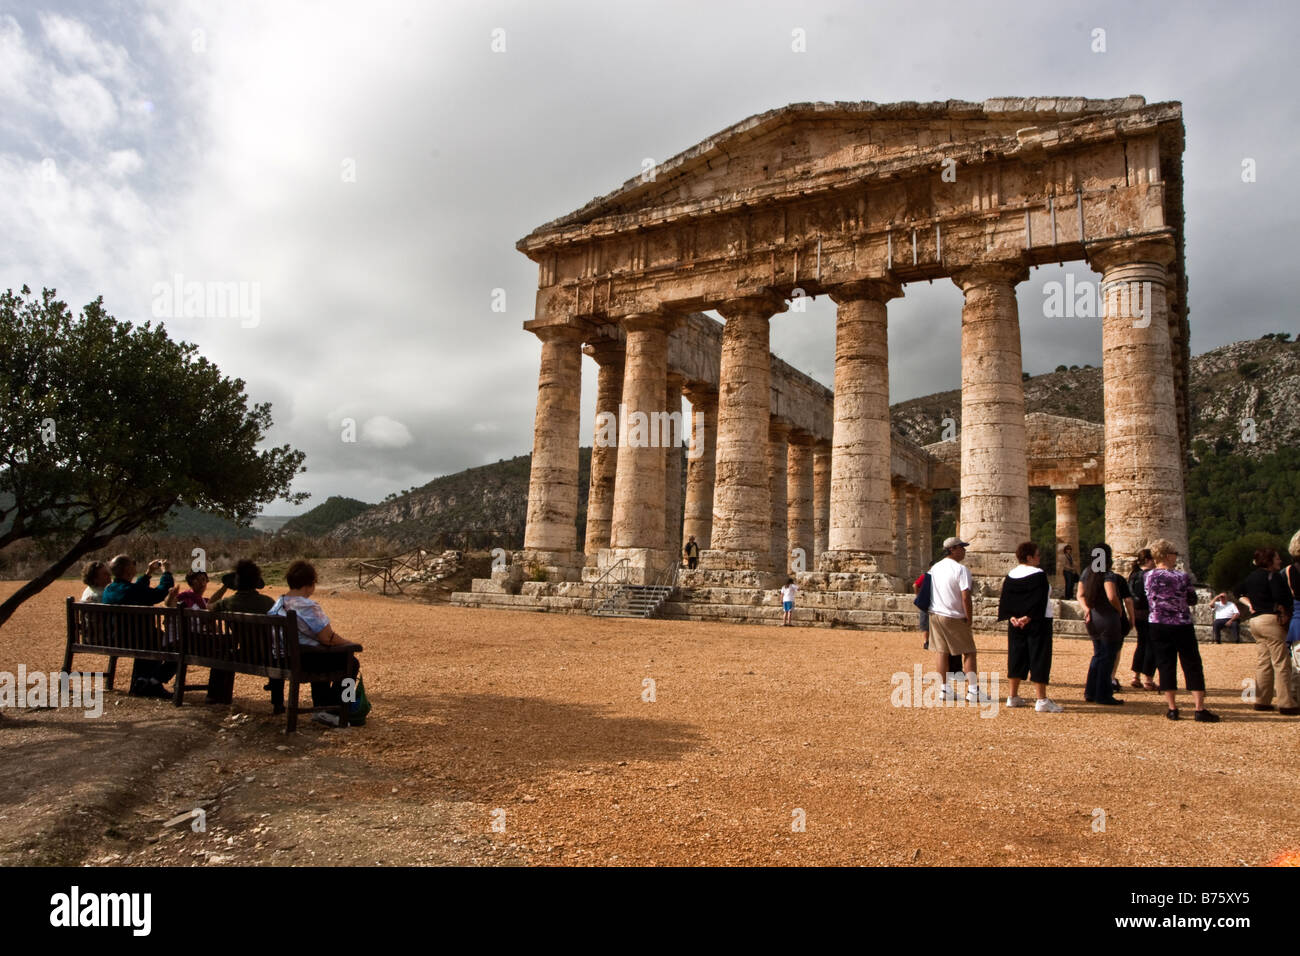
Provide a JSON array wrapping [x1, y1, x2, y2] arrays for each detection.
[[102, 553, 178, 698]]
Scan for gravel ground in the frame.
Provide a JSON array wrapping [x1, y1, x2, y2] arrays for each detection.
[[1, 581, 1297, 867]]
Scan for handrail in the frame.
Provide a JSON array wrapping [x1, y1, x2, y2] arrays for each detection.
[[652, 560, 680, 592], [588, 557, 631, 601]]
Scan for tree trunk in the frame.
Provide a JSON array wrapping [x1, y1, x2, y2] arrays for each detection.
[[0, 531, 115, 630]]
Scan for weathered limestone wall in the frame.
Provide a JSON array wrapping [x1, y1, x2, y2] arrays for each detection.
[[787, 434, 815, 569], [582, 341, 623, 560], [1091, 236, 1189, 561], [521, 324, 584, 569], [953, 263, 1031, 577], [824, 283, 898, 572], [608, 314, 671, 567], [704, 298, 781, 567], [682, 387, 717, 550]]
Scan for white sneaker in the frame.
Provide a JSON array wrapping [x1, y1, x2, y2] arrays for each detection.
[[938, 684, 958, 701], [1035, 698, 1064, 713], [1006, 695, 1029, 708], [312, 712, 341, 728], [966, 688, 992, 704]]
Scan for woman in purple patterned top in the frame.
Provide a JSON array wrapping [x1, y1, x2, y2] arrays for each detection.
[[1144, 539, 1218, 722]]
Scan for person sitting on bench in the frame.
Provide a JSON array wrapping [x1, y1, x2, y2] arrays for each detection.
[[208, 560, 276, 708], [268, 560, 361, 728], [102, 554, 178, 698]]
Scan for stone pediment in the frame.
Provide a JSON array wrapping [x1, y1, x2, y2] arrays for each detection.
[[519, 96, 1167, 252]]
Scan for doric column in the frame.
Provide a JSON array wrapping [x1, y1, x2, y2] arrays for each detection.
[[1089, 236, 1188, 560], [822, 279, 902, 575], [522, 322, 585, 569], [682, 386, 717, 551], [582, 340, 624, 561], [952, 261, 1031, 579], [891, 481, 909, 580], [910, 489, 929, 576], [663, 372, 685, 556], [609, 313, 672, 568], [812, 440, 831, 560], [1054, 488, 1079, 593], [768, 419, 791, 573], [702, 293, 786, 571], [786, 431, 815, 572]]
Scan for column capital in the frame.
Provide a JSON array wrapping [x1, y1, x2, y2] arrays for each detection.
[[666, 371, 685, 391], [1086, 234, 1177, 275], [619, 311, 680, 335], [583, 338, 625, 365], [717, 292, 788, 321], [525, 321, 586, 345], [768, 418, 792, 441], [828, 277, 903, 305], [787, 428, 816, 446], [682, 383, 718, 407], [951, 259, 1029, 293]]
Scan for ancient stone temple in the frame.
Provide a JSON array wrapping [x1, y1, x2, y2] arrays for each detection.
[[456, 96, 1190, 625]]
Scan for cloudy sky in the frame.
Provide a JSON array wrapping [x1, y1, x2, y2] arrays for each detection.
[[2, 0, 1295, 513]]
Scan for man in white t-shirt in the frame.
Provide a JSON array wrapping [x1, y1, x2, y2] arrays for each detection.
[[926, 537, 987, 702], [1210, 593, 1240, 644]]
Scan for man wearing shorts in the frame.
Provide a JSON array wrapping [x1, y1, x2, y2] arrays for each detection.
[[928, 537, 987, 702]]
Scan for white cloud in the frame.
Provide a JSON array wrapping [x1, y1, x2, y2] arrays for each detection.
[[0, 15, 37, 102], [49, 72, 118, 136], [104, 148, 143, 177], [361, 416, 414, 449]]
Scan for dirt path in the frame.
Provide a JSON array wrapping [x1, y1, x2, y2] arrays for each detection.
[[1, 582, 1297, 866]]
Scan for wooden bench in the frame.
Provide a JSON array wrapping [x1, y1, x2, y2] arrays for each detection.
[[64, 599, 364, 732]]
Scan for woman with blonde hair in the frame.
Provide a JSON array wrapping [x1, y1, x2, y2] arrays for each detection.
[[1144, 538, 1218, 722]]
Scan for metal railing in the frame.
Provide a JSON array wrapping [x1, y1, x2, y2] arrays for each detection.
[[593, 561, 680, 618], [588, 557, 631, 603]]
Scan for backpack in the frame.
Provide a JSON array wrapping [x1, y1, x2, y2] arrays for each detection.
[[913, 573, 933, 611]]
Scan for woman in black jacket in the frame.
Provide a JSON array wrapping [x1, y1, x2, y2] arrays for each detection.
[[1078, 543, 1124, 705], [997, 542, 1062, 712]]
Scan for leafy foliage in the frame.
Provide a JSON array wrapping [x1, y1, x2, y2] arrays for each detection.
[[0, 286, 305, 627]]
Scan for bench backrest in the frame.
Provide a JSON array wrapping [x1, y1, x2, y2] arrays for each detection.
[[182, 607, 302, 670], [68, 600, 178, 654], [67, 599, 302, 671]]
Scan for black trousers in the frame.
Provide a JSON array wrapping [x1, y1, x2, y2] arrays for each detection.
[[1212, 618, 1240, 644], [129, 659, 177, 689], [1149, 622, 1206, 692], [1063, 571, 1079, 598], [1130, 620, 1154, 675], [1008, 619, 1053, 684], [268, 650, 361, 709]]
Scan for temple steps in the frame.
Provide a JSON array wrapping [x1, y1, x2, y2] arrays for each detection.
[[449, 585, 1224, 641]]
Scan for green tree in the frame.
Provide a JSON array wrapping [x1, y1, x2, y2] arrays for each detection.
[[0, 286, 306, 628], [1206, 532, 1290, 594]]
